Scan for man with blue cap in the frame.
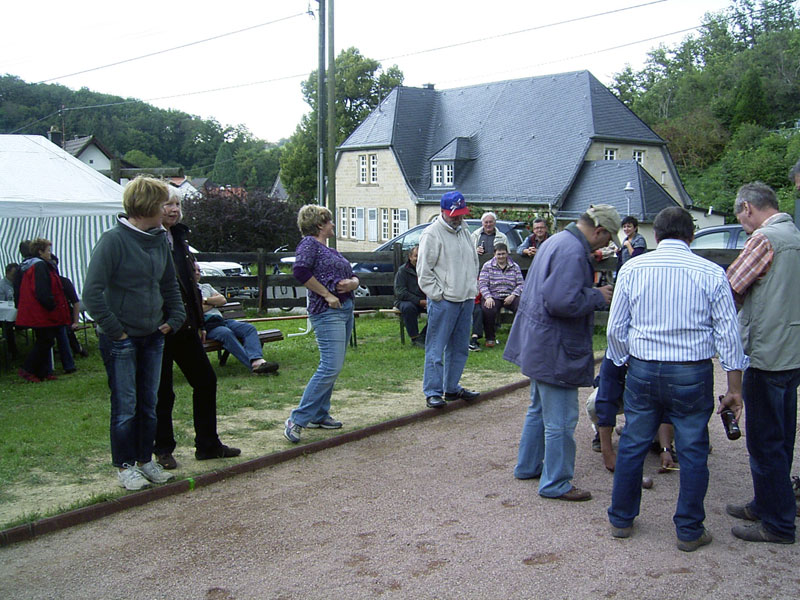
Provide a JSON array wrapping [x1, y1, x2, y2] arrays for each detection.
[[417, 191, 481, 408]]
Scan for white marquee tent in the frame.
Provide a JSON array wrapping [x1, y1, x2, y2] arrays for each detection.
[[0, 134, 123, 295]]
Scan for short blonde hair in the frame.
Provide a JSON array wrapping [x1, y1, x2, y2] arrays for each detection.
[[297, 204, 333, 237], [123, 176, 169, 218]]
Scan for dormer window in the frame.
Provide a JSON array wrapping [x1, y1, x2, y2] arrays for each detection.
[[431, 161, 454, 187]]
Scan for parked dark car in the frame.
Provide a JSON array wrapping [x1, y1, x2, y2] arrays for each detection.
[[689, 224, 748, 250], [352, 219, 529, 296], [689, 224, 747, 270]]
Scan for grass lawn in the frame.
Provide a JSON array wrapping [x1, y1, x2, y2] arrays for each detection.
[[0, 313, 607, 530]]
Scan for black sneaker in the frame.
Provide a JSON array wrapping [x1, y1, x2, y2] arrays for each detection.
[[444, 388, 480, 401], [195, 444, 241, 460], [426, 396, 446, 408], [592, 432, 601, 452], [468, 340, 481, 351]]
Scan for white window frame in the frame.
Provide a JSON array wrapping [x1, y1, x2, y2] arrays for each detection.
[[604, 147, 617, 161], [339, 207, 348, 238], [432, 163, 443, 186], [632, 149, 645, 164], [349, 207, 358, 239], [355, 207, 365, 240], [444, 163, 454, 186], [370, 154, 378, 184], [359, 155, 367, 184], [381, 208, 389, 241], [367, 208, 378, 242], [391, 208, 409, 238]]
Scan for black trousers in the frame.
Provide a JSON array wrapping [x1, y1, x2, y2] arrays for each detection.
[[23, 326, 58, 378], [2, 321, 17, 359], [155, 329, 221, 454], [481, 295, 520, 341]]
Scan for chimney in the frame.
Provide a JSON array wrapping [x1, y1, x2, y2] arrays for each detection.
[[423, 83, 435, 90], [48, 126, 63, 148]]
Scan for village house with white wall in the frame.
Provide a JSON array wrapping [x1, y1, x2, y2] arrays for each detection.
[[333, 70, 722, 251]]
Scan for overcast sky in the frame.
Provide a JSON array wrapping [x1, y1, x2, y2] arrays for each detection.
[[2, 0, 741, 143]]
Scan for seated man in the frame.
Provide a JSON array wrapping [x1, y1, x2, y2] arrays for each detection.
[[518, 217, 550, 257], [477, 243, 523, 347], [394, 245, 427, 348], [195, 265, 278, 374]]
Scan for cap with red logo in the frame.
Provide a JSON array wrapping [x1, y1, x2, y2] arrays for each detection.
[[440, 191, 469, 216]]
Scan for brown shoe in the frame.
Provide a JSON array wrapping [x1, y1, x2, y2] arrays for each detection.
[[556, 486, 592, 502], [156, 453, 178, 470]]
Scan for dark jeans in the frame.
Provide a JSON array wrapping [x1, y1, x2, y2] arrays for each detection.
[[54, 325, 75, 372], [608, 358, 713, 542], [99, 332, 164, 467], [155, 329, 221, 455], [471, 304, 483, 339], [397, 301, 426, 339], [481, 295, 519, 341], [23, 326, 58, 378], [742, 367, 800, 540]]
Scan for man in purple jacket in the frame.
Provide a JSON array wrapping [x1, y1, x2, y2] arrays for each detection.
[[504, 205, 620, 502]]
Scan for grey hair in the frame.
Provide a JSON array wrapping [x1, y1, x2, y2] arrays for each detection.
[[481, 212, 497, 221], [734, 181, 778, 214]]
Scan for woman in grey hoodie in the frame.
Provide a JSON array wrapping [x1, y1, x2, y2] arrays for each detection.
[[82, 176, 185, 491]]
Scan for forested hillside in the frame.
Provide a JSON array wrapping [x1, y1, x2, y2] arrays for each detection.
[[0, 74, 282, 191], [610, 0, 800, 215]]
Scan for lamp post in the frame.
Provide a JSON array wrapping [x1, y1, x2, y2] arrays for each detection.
[[623, 181, 634, 218]]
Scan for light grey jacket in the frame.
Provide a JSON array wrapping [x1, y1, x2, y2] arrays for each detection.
[[417, 216, 479, 302]]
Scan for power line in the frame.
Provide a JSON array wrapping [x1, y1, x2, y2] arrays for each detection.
[[376, 0, 669, 63], [36, 11, 311, 84]]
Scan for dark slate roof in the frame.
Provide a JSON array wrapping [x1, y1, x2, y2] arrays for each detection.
[[339, 70, 666, 208], [557, 160, 680, 222]]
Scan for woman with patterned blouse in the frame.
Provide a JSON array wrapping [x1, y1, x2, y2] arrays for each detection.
[[284, 205, 360, 443]]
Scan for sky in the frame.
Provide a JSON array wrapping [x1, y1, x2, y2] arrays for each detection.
[[2, 0, 741, 143]]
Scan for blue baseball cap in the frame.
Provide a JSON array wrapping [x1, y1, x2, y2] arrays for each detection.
[[440, 191, 469, 216]]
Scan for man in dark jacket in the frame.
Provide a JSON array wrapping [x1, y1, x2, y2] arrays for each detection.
[[504, 205, 619, 502], [155, 192, 240, 470], [394, 246, 427, 348]]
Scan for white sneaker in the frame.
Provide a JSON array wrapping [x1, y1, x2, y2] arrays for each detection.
[[137, 460, 175, 484], [118, 464, 151, 490]]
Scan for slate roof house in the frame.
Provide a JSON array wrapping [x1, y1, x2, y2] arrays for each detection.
[[334, 70, 722, 251]]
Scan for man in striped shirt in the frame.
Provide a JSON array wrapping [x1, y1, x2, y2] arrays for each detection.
[[725, 181, 800, 545], [606, 206, 747, 552]]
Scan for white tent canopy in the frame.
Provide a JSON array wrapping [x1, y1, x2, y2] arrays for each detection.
[[0, 134, 123, 295]]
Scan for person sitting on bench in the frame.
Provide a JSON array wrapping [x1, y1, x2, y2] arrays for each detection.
[[194, 264, 278, 374]]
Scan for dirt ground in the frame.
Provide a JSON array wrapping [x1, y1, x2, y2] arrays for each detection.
[[1, 360, 799, 599]]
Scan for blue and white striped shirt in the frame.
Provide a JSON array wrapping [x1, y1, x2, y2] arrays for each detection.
[[606, 239, 748, 371]]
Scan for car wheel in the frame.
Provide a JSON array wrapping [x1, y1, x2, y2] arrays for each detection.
[[354, 284, 371, 297]]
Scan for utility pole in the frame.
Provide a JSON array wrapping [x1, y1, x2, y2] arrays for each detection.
[[326, 0, 337, 248], [316, 0, 326, 207]]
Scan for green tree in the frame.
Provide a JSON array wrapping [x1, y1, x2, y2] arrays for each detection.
[[731, 68, 770, 128], [123, 149, 161, 168], [211, 142, 238, 186], [280, 47, 404, 201]]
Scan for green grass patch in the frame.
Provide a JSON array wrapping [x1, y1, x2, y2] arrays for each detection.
[[0, 313, 607, 529]]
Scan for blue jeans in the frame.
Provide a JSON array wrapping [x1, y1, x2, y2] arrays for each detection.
[[423, 299, 472, 398], [291, 300, 353, 427], [99, 331, 165, 468], [514, 380, 579, 497], [207, 319, 263, 369], [742, 367, 800, 540], [608, 358, 713, 542]]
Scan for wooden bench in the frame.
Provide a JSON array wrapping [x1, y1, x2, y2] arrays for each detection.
[[202, 302, 284, 365]]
